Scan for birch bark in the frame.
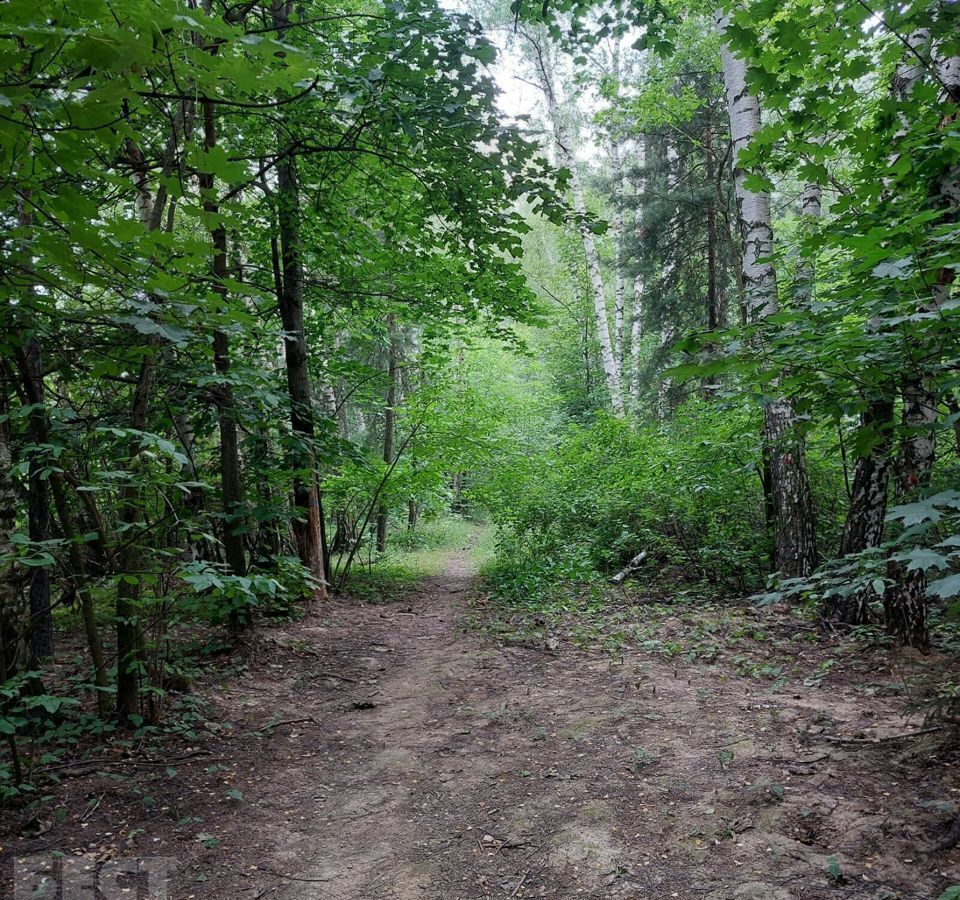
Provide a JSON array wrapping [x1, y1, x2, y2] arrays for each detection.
[[609, 139, 627, 374], [717, 9, 818, 579], [882, 30, 959, 647], [527, 34, 625, 416]]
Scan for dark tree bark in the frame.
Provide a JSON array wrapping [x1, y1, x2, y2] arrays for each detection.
[[764, 399, 819, 578], [16, 196, 53, 665], [407, 499, 418, 531], [376, 315, 398, 553], [11, 348, 109, 710], [825, 396, 895, 626], [115, 342, 158, 720], [878, 30, 960, 649], [271, 0, 328, 596], [884, 380, 937, 649], [0, 383, 28, 682], [201, 99, 248, 631], [839, 398, 896, 558], [274, 153, 327, 594]]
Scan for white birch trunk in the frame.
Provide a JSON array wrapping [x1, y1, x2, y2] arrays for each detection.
[[630, 273, 643, 406], [717, 9, 818, 578], [794, 173, 822, 306], [609, 139, 627, 374], [528, 35, 625, 416], [717, 14, 778, 322], [628, 137, 646, 407], [657, 319, 673, 418]]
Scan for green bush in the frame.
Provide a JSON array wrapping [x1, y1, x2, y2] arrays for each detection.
[[480, 400, 846, 596]]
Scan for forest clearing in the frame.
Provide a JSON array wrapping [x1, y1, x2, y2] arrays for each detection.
[[2, 0, 960, 897]]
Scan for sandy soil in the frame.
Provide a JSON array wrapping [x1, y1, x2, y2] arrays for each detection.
[[4, 550, 960, 899]]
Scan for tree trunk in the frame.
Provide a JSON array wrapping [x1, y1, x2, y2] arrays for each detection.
[[884, 381, 936, 648], [879, 32, 959, 649], [717, 10, 818, 579], [840, 398, 896, 559], [705, 127, 719, 332], [609, 140, 627, 375], [794, 179, 822, 306], [407, 499, 418, 530], [658, 319, 675, 418], [115, 344, 158, 720], [628, 141, 646, 407], [270, 0, 328, 595], [52, 478, 110, 713], [16, 195, 53, 665], [0, 389, 28, 681], [824, 397, 896, 626], [527, 34, 625, 416], [12, 345, 109, 709], [275, 156, 328, 595], [376, 315, 398, 553], [629, 275, 643, 406], [201, 100, 248, 632]]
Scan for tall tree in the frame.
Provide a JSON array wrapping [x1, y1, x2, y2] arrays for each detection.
[[716, 9, 818, 579], [376, 315, 399, 553], [526, 31, 626, 416]]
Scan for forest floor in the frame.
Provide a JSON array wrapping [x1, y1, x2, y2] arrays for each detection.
[[4, 536, 960, 899]]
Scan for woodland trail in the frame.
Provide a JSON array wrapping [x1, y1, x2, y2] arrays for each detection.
[[10, 548, 958, 898], [176, 549, 960, 900]]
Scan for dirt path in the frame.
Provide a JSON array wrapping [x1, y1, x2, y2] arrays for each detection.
[[181, 551, 958, 900], [6, 550, 960, 898]]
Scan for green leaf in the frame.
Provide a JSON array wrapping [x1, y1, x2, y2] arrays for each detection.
[[929, 574, 960, 600], [892, 548, 950, 573]]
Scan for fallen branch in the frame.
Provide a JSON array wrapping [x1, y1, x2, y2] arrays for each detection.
[[257, 716, 319, 734], [511, 871, 529, 897], [821, 725, 944, 746], [43, 749, 216, 773], [311, 670, 358, 683], [609, 551, 648, 585], [256, 868, 335, 883]]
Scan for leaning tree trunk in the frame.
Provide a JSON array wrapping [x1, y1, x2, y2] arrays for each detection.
[[13, 340, 109, 709], [717, 9, 818, 579], [628, 140, 646, 407], [567, 137, 624, 416]]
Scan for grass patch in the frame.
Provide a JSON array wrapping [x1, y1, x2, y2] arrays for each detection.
[[344, 517, 490, 602]]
